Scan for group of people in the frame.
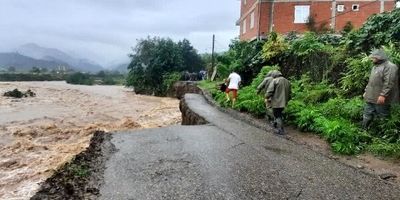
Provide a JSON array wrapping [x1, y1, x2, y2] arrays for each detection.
[[224, 49, 399, 135], [181, 70, 207, 81], [224, 69, 291, 135]]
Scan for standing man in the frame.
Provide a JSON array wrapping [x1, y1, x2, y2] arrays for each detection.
[[266, 70, 291, 135], [362, 49, 399, 129], [225, 70, 241, 108]]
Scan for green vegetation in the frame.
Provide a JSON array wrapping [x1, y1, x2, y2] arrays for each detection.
[[66, 163, 90, 178], [0, 73, 66, 81], [65, 71, 125, 86], [126, 37, 204, 96], [66, 72, 94, 85], [199, 9, 400, 158]]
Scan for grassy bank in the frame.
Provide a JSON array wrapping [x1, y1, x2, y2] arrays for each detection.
[[199, 66, 400, 158]]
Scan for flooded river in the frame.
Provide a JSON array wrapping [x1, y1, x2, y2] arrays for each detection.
[[0, 81, 181, 199]]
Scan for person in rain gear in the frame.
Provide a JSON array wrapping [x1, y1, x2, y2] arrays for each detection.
[[362, 49, 399, 129], [266, 70, 291, 135], [257, 70, 279, 123]]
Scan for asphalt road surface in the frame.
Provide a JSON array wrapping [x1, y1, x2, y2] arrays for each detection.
[[99, 94, 400, 199]]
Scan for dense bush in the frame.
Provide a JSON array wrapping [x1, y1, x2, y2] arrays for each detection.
[[0, 73, 65, 81], [340, 56, 373, 96], [345, 9, 400, 55], [211, 39, 266, 85], [163, 72, 181, 93], [126, 37, 204, 96], [66, 72, 94, 85], [201, 9, 400, 157]]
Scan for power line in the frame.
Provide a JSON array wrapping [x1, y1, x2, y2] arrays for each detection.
[[214, 39, 229, 52]]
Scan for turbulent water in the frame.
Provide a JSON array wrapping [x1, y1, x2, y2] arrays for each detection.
[[0, 81, 181, 200]]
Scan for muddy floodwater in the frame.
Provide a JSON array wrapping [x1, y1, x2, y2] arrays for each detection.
[[0, 81, 181, 200]]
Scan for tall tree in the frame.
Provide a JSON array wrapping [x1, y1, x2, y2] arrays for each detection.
[[126, 37, 187, 96], [178, 39, 204, 72]]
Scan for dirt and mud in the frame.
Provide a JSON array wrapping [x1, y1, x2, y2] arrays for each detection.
[[0, 81, 181, 200], [31, 131, 115, 200]]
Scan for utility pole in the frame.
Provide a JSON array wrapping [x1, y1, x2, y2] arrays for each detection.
[[210, 34, 217, 81], [331, 0, 337, 31]]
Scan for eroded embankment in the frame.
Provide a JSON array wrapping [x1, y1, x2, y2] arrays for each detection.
[[30, 82, 400, 199], [0, 81, 181, 199], [179, 97, 208, 125], [28, 81, 204, 199], [31, 131, 115, 200]]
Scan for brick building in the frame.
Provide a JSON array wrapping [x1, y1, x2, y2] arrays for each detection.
[[238, 0, 398, 40]]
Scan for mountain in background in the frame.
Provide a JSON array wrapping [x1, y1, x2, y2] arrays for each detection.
[[111, 63, 130, 74], [16, 43, 103, 73], [0, 52, 71, 71]]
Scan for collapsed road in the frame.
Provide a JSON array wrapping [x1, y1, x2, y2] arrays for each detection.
[[33, 93, 400, 199]]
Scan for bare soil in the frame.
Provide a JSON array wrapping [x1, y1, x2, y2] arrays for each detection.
[[0, 81, 181, 200], [31, 131, 115, 200]]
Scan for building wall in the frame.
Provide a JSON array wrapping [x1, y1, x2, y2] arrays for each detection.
[[258, 2, 273, 37], [334, 1, 395, 31], [272, 2, 332, 34], [238, 0, 397, 40], [239, 0, 262, 40]]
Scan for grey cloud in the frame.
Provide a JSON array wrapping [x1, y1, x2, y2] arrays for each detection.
[[0, 0, 240, 66]]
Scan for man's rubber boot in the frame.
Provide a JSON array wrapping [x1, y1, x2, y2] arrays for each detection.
[[273, 118, 284, 135], [362, 116, 372, 130]]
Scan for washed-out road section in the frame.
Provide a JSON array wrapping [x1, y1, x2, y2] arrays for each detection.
[[99, 94, 400, 199]]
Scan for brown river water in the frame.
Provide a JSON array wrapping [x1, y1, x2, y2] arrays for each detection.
[[0, 81, 181, 200]]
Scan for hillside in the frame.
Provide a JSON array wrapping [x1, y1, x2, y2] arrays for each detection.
[[0, 53, 70, 71], [17, 43, 103, 73]]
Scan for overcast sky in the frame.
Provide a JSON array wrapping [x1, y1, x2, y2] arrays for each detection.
[[0, 0, 240, 67]]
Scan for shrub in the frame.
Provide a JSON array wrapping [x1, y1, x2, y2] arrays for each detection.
[[367, 139, 400, 158], [290, 75, 337, 104], [162, 72, 181, 94], [319, 97, 364, 121], [66, 72, 94, 85], [340, 55, 373, 96], [262, 32, 289, 61]]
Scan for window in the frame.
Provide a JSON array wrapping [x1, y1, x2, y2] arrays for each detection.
[[250, 12, 255, 29], [337, 5, 345, 12], [294, 5, 310, 24], [352, 4, 360, 11], [242, 18, 247, 34]]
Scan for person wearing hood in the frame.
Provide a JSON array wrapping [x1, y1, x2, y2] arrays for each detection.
[[266, 70, 291, 135], [257, 70, 278, 122], [362, 49, 399, 129]]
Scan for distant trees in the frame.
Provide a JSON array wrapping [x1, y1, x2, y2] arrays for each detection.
[[30, 66, 49, 74], [7, 66, 16, 72], [30, 67, 41, 74], [126, 37, 204, 96], [66, 72, 94, 85]]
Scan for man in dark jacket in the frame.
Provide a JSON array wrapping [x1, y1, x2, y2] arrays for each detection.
[[266, 71, 291, 135], [362, 49, 399, 129]]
